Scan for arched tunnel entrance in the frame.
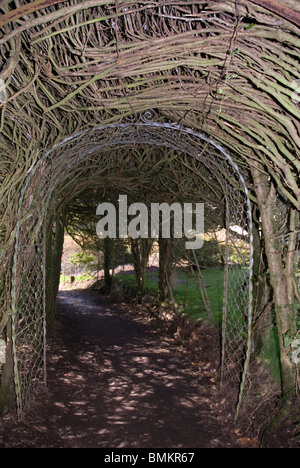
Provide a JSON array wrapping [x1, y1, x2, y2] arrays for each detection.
[[0, 0, 299, 448], [10, 111, 254, 420]]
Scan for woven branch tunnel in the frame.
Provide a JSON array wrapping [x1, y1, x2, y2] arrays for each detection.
[[0, 0, 299, 422]]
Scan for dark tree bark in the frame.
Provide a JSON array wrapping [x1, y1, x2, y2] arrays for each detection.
[[252, 164, 297, 399], [130, 238, 152, 302], [104, 237, 112, 288], [158, 237, 172, 303]]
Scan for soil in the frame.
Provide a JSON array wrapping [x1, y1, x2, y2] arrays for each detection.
[[0, 286, 299, 448]]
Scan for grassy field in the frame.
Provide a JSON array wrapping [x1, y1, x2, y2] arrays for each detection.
[[60, 273, 94, 283], [114, 268, 224, 326]]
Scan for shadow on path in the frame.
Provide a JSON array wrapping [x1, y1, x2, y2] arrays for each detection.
[[0, 289, 249, 448]]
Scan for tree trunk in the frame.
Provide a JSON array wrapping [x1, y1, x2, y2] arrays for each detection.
[[45, 210, 66, 334], [130, 238, 152, 302], [251, 207, 273, 355], [104, 237, 112, 288], [0, 317, 15, 413], [158, 237, 172, 303], [252, 164, 297, 398]]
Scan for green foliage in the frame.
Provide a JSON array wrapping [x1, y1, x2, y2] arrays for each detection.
[[69, 251, 97, 272]]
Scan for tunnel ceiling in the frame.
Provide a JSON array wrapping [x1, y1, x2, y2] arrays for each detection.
[[63, 144, 227, 241], [0, 0, 299, 247], [46, 120, 232, 227]]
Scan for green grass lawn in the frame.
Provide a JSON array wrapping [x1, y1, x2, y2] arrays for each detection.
[[114, 268, 224, 326], [60, 273, 94, 283], [173, 269, 224, 325]]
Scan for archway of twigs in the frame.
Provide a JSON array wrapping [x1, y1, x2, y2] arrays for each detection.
[[9, 111, 253, 419], [0, 0, 299, 424]]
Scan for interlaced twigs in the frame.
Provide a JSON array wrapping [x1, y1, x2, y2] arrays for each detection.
[[0, 0, 299, 421]]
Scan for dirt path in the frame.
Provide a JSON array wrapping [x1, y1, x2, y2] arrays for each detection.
[[0, 289, 256, 448]]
